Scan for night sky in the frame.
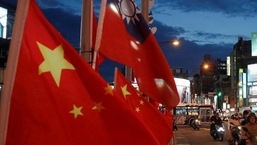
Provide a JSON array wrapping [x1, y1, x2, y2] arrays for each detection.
[[3, 0, 257, 82]]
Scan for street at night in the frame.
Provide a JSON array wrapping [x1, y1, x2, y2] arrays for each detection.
[[174, 123, 229, 145]]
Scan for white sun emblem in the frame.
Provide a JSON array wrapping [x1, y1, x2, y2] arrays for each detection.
[[118, 0, 141, 24]]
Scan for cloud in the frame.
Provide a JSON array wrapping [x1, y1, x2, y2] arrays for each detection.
[[153, 21, 187, 41], [154, 23, 233, 72], [191, 31, 243, 45], [163, 38, 233, 72], [150, 0, 257, 46], [153, 0, 257, 18]]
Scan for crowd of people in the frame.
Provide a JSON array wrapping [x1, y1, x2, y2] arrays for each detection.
[[210, 109, 257, 145]]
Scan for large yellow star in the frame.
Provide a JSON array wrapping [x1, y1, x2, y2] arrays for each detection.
[[37, 42, 75, 87], [69, 105, 84, 119], [121, 84, 131, 99]]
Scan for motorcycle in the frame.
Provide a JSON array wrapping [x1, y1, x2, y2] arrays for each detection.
[[190, 118, 200, 130], [210, 122, 225, 141], [228, 124, 242, 145]]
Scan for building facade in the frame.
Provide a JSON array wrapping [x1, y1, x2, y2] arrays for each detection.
[[0, 2, 15, 95], [230, 36, 257, 111]]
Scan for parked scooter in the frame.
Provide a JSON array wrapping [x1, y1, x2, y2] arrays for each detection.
[[210, 122, 225, 141]]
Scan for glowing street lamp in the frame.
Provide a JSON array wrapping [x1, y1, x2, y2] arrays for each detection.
[[158, 39, 180, 47], [203, 63, 209, 70], [172, 40, 180, 46]]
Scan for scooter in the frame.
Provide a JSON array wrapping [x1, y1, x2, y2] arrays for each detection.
[[191, 118, 200, 130], [210, 122, 225, 141], [228, 124, 242, 145]]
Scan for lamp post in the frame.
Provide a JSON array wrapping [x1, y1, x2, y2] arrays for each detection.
[[159, 39, 180, 45], [199, 62, 210, 104]]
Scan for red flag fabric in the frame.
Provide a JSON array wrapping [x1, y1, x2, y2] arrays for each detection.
[[96, 0, 179, 110], [114, 70, 173, 145], [4, 0, 164, 145]]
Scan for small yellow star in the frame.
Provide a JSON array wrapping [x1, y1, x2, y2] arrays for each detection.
[[69, 105, 83, 119], [135, 107, 140, 113], [139, 100, 144, 105], [104, 84, 113, 96], [92, 102, 105, 112], [37, 42, 75, 87], [121, 85, 131, 99]]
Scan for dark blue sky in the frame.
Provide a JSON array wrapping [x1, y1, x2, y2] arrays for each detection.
[[3, 0, 257, 82]]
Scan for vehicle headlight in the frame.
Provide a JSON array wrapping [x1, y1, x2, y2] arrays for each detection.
[[218, 127, 225, 132]]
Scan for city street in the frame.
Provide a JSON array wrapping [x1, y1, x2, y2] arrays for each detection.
[[173, 122, 229, 145]]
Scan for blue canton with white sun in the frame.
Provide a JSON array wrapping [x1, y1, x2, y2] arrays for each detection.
[[113, 0, 150, 43]]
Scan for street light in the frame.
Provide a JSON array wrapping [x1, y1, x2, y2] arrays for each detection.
[[199, 63, 211, 104], [158, 39, 180, 47], [172, 40, 180, 46], [203, 63, 209, 70]]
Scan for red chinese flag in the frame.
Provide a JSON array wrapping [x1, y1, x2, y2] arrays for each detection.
[[114, 70, 173, 145], [3, 0, 164, 145], [96, 0, 179, 110]]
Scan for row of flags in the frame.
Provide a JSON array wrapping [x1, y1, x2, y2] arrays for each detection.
[[0, 0, 179, 145]]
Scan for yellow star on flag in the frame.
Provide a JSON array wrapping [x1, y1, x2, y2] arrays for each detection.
[[69, 105, 84, 119], [92, 102, 105, 112], [37, 42, 75, 87], [121, 84, 131, 99], [104, 84, 113, 95], [135, 107, 140, 113]]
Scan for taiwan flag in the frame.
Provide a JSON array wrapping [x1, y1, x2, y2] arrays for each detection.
[[96, 0, 179, 109], [96, 0, 179, 110]]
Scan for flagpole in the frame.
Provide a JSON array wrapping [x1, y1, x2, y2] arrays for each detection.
[[114, 67, 118, 91], [92, 0, 105, 70], [80, 0, 93, 64], [0, 0, 30, 144], [141, 0, 149, 22]]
